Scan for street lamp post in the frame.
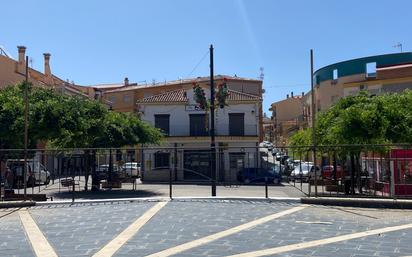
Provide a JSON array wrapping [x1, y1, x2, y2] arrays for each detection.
[[23, 56, 29, 200], [310, 49, 317, 196], [210, 44, 217, 197]]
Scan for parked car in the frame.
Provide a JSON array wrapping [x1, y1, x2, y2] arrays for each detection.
[[283, 159, 301, 176], [275, 154, 290, 165], [122, 162, 141, 178], [96, 164, 120, 180], [237, 167, 282, 184], [6, 159, 50, 187], [290, 162, 320, 182], [322, 165, 344, 180]]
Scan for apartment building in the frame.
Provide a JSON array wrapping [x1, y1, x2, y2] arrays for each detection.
[[137, 86, 262, 182], [269, 92, 307, 146], [313, 52, 412, 112], [90, 75, 264, 140], [269, 52, 412, 144], [0, 46, 90, 98]]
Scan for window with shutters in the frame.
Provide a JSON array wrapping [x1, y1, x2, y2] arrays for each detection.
[[229, 113, 245, 136], [190, 114, 208, 136], [154, 114, 170, 135]]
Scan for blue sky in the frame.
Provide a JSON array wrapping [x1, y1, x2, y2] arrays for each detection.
[[1, 0, 411, 113]]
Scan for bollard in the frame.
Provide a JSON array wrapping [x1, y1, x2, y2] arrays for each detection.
[[72, 178, 75, 203], [265, 177, 268, 198], [169, 168, 173, 200]]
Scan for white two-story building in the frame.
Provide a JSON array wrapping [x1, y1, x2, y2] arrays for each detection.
[[138, 86, 262, 182]]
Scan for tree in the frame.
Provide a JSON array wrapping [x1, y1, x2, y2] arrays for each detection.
[[0, 83, 163, 190], [0, 83, 163, 149]]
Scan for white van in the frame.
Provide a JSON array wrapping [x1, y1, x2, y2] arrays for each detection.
[[6, 159, 51, 187]]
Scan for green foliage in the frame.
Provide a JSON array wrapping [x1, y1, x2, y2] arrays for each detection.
[[288, 128, 312, 158], [0, 83, 163, 149], [288, 90, 412, 147]]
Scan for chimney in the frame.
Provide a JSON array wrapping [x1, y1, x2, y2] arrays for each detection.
[[17, 46, 26, 73], [291, 91, 294, 98], [124, 77, 129, 86], [43, 53, 51, 76], [286, 94, 289, 99]]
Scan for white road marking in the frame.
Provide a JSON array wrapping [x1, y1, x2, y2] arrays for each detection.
[[19, 210, 58, 257], [295, 221, 333, 225], [145, 205, 307, 257], [226, 223, 412, 257], [93, 201, 168, 257]]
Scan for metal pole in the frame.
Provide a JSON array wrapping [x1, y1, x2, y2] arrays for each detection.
[[310, 49, 318, 196], [210, 44, 217, 197], [23, 56, 29, 200]]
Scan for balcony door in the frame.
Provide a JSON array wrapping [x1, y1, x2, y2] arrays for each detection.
[[190, 114, 208, 136], [155, 114, 170, 135], [229, 113, 244, 136]]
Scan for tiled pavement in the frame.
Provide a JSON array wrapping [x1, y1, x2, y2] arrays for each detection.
[[1, 200, 412, 257]]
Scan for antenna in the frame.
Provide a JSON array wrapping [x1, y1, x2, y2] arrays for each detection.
[[393, 42, 403, 53], [259, 67, 264, 80]]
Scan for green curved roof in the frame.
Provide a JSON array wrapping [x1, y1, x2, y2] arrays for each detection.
[[314, 52, 412, 84]]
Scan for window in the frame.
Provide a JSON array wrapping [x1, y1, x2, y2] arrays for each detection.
[[154, 152, 170, 168], [366, 62, 377, 77], [360, 85, 367, 90], [190, 114, 208, 136], [229, 113, 245, 136], [108, 96, 116, 104], [154, 114, 170, 135], [333, 69, 338, 80], [123, 95, 131, 103]]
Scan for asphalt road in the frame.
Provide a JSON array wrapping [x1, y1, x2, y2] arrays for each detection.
[[1, 200, 412, 257]]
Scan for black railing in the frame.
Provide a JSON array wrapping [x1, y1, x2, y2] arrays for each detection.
[[1, 144, 412, 202]]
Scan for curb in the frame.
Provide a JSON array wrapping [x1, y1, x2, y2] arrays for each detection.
[[9, 196, 301, 208], [0, 201, 36, 209], [301, 197, 412, 209], [3, 196, 412, 209]]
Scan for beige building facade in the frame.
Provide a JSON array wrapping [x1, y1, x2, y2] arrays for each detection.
[[0, 46, 91, 98]]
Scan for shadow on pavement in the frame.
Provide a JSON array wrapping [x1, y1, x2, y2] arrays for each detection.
[[49, 189, 163, 200]]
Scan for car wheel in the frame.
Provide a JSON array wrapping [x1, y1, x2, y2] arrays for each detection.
[[273, 178, 279, 184], [45, 177, 50, 185], [244, 178, 250, 184]]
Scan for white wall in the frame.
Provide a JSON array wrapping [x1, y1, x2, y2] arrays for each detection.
[[140, 90, 259, 137]]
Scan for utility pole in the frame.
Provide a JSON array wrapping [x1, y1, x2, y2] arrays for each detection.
[[210, 44, 217, 197], [23, 56, 29, 199], [310, 49, 317, 196]]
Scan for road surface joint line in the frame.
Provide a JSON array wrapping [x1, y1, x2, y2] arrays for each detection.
[[224, 222, 412, 257], [144, 205, 307, 257], [92, 201, 168, 257], [18, 210, 58, 257]]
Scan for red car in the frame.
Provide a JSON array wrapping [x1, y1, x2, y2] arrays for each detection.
[[322, 165, 344, 180]]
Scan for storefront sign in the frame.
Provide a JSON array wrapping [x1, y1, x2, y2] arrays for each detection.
[[185, 104, 203, 112]]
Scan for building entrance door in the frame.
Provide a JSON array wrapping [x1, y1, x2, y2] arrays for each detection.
[[229, 153, 245, 182]]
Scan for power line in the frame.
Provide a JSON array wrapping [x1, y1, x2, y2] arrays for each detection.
[[187, 50, 210, 78]]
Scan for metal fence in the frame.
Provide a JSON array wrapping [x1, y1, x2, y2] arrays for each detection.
[[1, 144, 412, 201]]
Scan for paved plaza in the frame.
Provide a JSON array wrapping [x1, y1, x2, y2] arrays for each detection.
[[1, 199, 412, 257]]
